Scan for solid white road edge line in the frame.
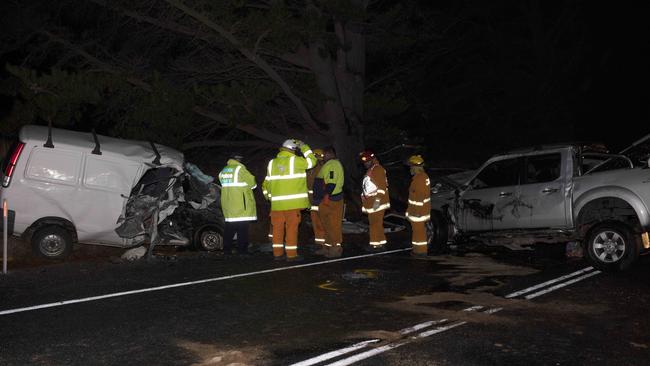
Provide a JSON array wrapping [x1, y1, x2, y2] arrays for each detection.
[[524, 270, 602, 299], [0, 248, 411, 316], [505, 266, 594, 298]]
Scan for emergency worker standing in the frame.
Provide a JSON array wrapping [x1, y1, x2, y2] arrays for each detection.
[[313, 146, 345, 258], [406, 155, 431, 256], [307, 149, 326, 253], [359, 150, 390, 251], [218, 154, 257, 255], [263, 139, 317, 261]]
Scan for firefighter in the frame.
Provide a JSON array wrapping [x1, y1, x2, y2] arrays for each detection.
[[307, 148, 327, 254], [313, 146, 345, 258], [218, 153, 257, 255], [263, 139, 317, 261], [406, 155, 431, 256], [359, 149, 390, 252]]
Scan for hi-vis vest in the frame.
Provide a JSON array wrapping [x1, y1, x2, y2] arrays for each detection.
[[218, 159, 257, 222], [406, 170, 431, 222], [361, 163, 390, 214], [263, 144, 317, 211]]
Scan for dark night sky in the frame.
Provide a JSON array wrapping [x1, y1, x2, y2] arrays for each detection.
[[576, 3, 649, 151], [0, 1, 648, 159]]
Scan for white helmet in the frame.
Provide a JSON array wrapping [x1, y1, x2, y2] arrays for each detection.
[[282, 139, 298, 151]]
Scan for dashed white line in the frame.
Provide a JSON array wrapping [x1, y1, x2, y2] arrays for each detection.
[[0, 248, 410, 316], [289, 339, 380, 366], [505, 267, 595, 298], [524, 270, 602, 299]]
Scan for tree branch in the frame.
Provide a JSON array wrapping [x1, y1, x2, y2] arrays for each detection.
[[165, 0, 321, 133]]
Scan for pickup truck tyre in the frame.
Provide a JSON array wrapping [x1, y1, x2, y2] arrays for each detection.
[[194, 226, 223, 252], [427, 211, 449, 255], [31, 225, 73, 259], [585, 222, 640, 271]]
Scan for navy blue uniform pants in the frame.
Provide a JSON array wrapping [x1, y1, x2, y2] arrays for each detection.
[[223, 221, 250, 254]]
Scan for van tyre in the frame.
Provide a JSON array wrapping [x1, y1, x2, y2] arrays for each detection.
[[585, 222, 639, 271], [427, 210, 449, 255], [194, 227, 223, 252], [32, 226, 73, 259]]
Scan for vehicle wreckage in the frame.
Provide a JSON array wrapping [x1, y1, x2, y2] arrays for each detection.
[[427, 135, 650, 270]]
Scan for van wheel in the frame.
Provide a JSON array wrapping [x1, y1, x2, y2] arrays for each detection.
[[427, 211, 449, 255], [586, 222, 639, 271], [32, 226, 73, 259], [194, 227, 223, 252]]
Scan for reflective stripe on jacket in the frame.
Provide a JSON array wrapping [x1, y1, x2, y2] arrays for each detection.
[[361, 163, 390, 214], [218, 159, 257, 222], [263, 144, 317, 211], [406, 170, 431, 222], [307, 161, 323, 211]]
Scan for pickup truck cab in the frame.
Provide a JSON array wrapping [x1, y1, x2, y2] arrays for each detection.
[[429, 138, 650, 270]]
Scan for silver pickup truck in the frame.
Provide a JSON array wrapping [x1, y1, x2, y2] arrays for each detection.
[[428, 136, 650, 271]]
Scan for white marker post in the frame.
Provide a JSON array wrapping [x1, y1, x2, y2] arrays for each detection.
[[3, 199, 7, 274]]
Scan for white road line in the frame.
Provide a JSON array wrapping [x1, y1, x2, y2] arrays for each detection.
[[0, 248, 411, 316], [289, 339, 380, 366], [416, 321, 467, 338], [325, 342, 406, 366], [483, 307, 503, 315], [291, 319, 448, 366], [398, 319, 449, 335], [505, 267, 595, 298], [524, 270, 602, 299], [463, 305, 484, 312]]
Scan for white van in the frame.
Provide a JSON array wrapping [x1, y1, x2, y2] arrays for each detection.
[[0, 125, 224, 259]]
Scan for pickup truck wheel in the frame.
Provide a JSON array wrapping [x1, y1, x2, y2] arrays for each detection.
[[194, 227, 223, 252], [586, 222, 639, 271], [427, 211, 449, 255], [31, 225, 73, 259]]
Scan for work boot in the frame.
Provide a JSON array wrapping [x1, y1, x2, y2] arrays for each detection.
[[314, 245, 328, 256], [286, 255, 304, 262], [325, 246, 343, 258], [364, 245, 386, 253], [273, 254, 285, 261]]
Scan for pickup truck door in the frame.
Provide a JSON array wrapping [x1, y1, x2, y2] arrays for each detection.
[[457, 157, 522, 232], [516, 151, 570, 229]]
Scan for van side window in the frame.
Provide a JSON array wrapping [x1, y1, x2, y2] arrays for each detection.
[[525, 153, 561, 184], [84, 156, 141, 193], [26, 148, 81, 184]]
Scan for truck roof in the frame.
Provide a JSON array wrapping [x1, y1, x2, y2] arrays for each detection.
[[501, 142, 609, 156], [19, 125, 184, 168]]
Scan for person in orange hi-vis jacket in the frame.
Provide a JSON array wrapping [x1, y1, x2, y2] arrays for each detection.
[[405, 155, 431, 256], [359, 149, 390, 252], [307, 148, 326, 255]]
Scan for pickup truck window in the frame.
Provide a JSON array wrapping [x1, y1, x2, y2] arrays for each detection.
[[471, 157, 520, 189], [524, 153, 561, 184]]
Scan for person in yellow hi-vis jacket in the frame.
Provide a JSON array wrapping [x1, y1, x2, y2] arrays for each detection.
[[262, 139, 317, 261], [307, 149, 326, 254], [218, 153, 257, 255], [312, 146, 345, 258], [405, 155, 431, 256], [359, 149, 390, 252]]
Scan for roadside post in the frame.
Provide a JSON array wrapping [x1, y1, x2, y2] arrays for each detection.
[[3, 199, 7, 274]]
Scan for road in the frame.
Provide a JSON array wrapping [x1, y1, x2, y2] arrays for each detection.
[[1, 242, 649, 365]]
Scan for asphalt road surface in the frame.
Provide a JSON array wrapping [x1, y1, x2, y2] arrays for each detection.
[[1, 241, 649, 365]]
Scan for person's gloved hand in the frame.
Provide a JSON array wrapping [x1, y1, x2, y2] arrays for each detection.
[[321, 194, 331, 207], [372, 199, 381, 210]]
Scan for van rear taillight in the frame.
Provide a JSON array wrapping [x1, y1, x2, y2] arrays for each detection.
[[2, 142, 25, 187]]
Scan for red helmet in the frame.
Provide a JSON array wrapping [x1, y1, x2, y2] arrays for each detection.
[[359, 150, 375, 163]]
